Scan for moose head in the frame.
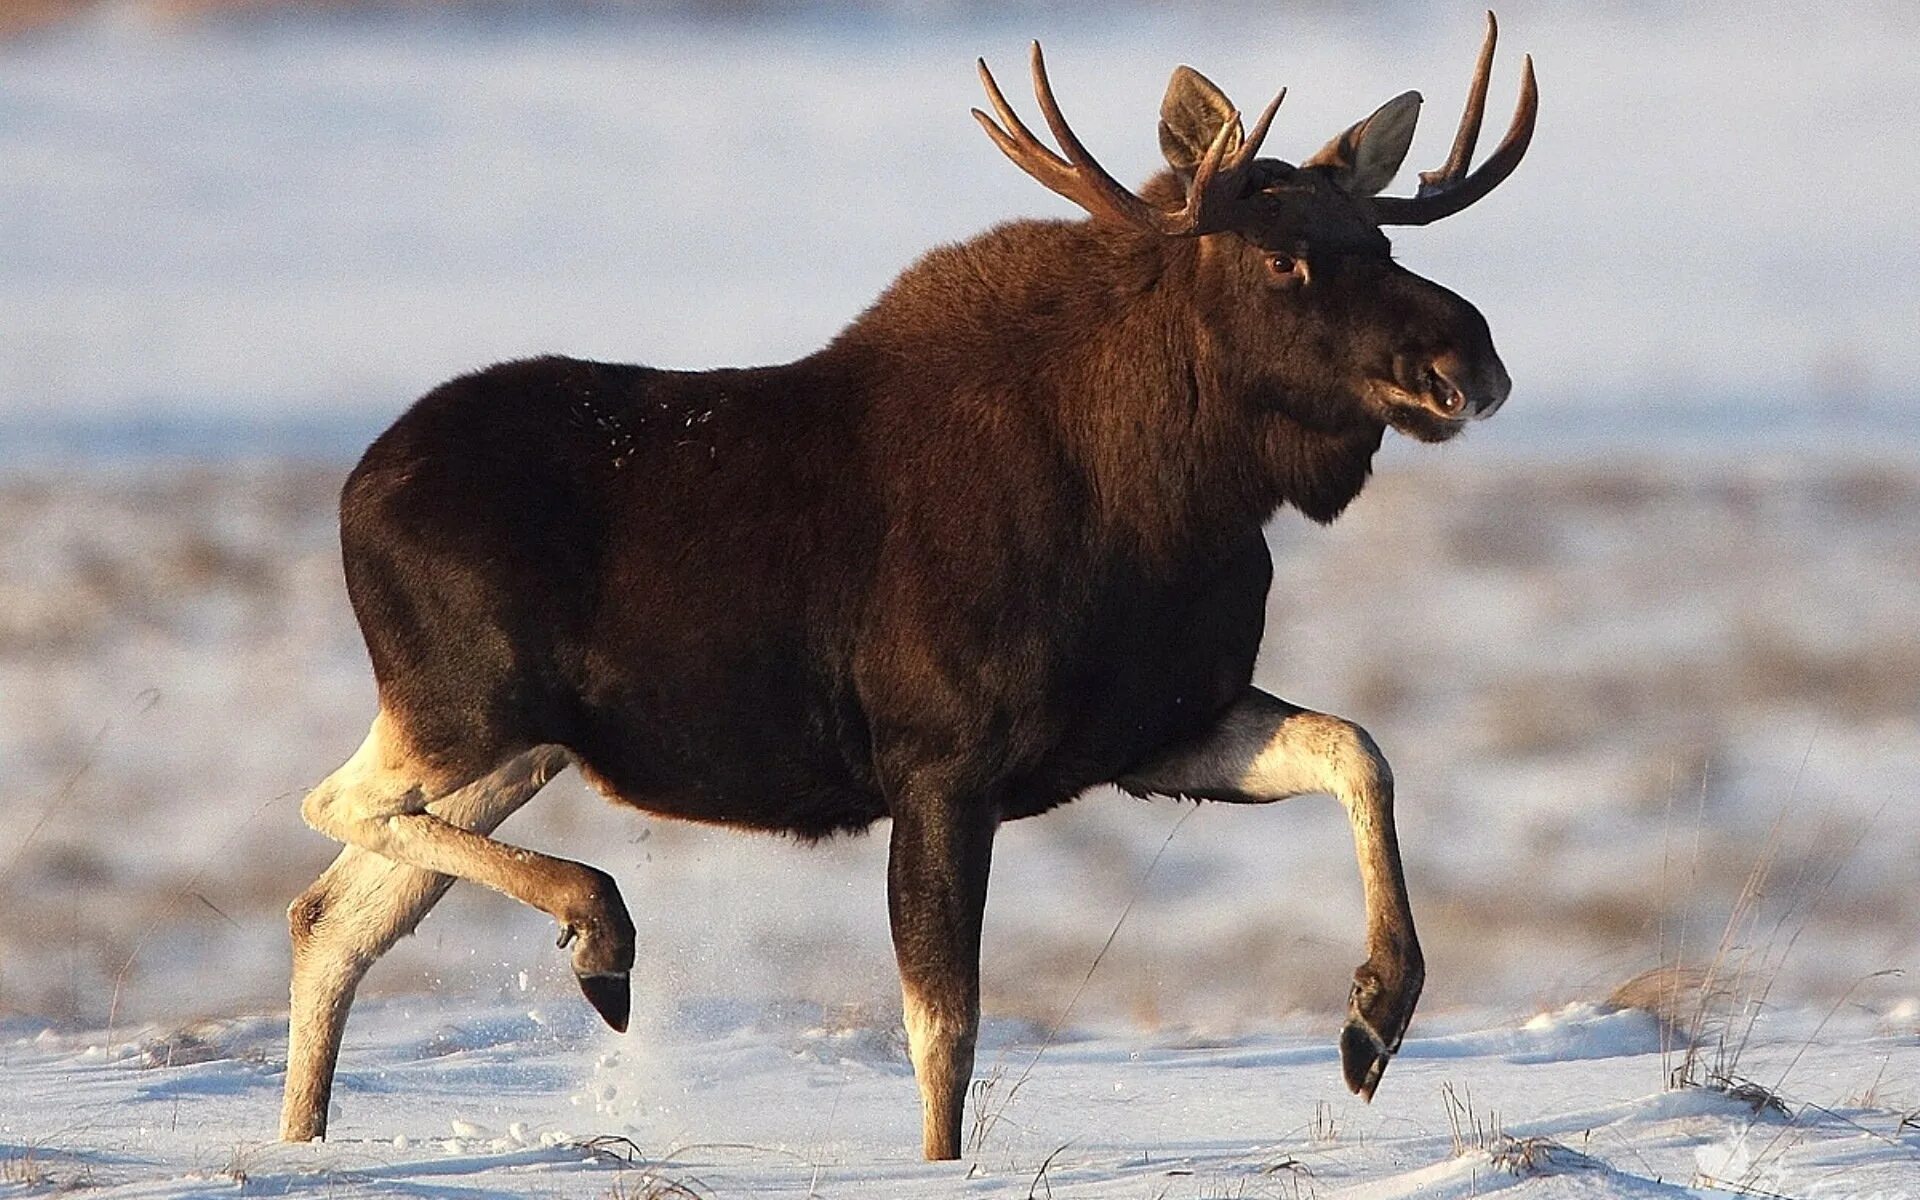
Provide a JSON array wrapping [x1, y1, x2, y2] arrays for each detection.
[[974, 13, 1535, 449]]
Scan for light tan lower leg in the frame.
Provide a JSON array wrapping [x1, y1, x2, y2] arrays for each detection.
[[1121, 689, 1422, 1098], [298, 715, 628, 967], [1123, 691, 1413, 960], [1221, 705, 1412, 968], [902, 978, 978, 1160], [281, 742, 569, 1141]]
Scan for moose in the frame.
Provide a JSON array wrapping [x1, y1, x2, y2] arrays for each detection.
[[280, 15, 1535, 1160]]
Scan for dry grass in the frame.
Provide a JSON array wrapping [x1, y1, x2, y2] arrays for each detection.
[[0, 467, 337, 657], [1441, 1082, 1501, 1158], [1484, 1135, 1604, 1178], [575, 1137, 715, 1200], [1308, 1099, 1336, 1145], [1, 1150, 54, 1190], [1600, 797, 1884, 1200], [1608, 965, 1714, 1044], [1443, 1081, 1605, 1178], [601, 1169, 710, 1200], [2, 1141, 101, 1193]]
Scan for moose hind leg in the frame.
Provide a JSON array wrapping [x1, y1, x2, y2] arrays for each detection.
[[1120, 688, 1424, 1101], [300, 713, 636, 1024], [282, 744, 571, 1140]]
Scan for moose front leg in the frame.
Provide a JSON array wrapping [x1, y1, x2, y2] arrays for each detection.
[[1120, 688, 1424, 1100], [886, 792, 997, 1161]]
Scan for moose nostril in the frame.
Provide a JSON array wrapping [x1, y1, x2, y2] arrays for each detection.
[[1423, 364, 1464, 414]]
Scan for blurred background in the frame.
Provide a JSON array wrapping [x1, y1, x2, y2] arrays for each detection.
[[2, 0, 1916, 1036]]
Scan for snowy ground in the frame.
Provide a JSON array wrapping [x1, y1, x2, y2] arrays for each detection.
[[5, 995, 1920, 1197]]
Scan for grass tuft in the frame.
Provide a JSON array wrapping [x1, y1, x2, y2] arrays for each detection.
[[1606, 965, 1714, 1044], [1, 1151, 53, 1190], [1485, 1134, 1604, 1178], [1441, 1082, 1499, 1158], [602, 1175, 707, 1200], [1308, 1099, 1337, 1145], [1443, 1083, 1606, 1179]]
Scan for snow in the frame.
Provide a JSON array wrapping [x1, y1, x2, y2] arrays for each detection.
[[3, 996, 1917, 1197]]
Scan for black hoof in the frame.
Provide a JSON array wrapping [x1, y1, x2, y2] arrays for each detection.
[[1340, 1019, 1390, 1101], [578, 971, 630, 1032]]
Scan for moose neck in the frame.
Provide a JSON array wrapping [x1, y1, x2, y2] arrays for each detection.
[[1007, 223, 1386, 565], [835, 218, 1385, 569]]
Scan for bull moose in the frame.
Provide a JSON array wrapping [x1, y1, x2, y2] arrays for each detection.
[[280, 15, 1536, 1160]]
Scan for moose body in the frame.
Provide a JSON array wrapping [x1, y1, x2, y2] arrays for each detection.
[[282, 18, 1535, 1160]]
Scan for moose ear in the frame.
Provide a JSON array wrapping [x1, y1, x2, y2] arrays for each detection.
[[1304, 90, 1422, 197], [1159, 65, 1243, 182]]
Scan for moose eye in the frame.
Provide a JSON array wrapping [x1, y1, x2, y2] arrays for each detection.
[[1264, 252, 1308, 286]]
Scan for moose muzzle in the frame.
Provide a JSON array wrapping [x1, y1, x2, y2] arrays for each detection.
[[1426, 348, 1510, 420]]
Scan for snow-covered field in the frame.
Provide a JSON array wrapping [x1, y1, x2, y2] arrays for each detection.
[[3, 995, 1920, 1197], [4, 4, 1920, 1195]]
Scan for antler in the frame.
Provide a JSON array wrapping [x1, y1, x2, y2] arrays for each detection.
[[973, 42, 1283, 237], [1369, 11, 1537, 227]]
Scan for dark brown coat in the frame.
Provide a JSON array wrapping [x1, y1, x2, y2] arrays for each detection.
[[282, 21, 1535, 1160]]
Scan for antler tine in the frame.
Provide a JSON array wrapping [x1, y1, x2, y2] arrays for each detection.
[[1371, 27, 1537, 227], [1420, 10, 1497, 193], [1169, 86, 1284, 233], [973, 54, 1092, 214], [973, 56, 1070, 176], [1174, 113, 1246, 228], [974, 46, 1159, 231], [1232, 87, 1286, 172], [1152, 80, 1290, 233], [1024, 42, 1168, 232], [973, 42, 1267, 237]]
